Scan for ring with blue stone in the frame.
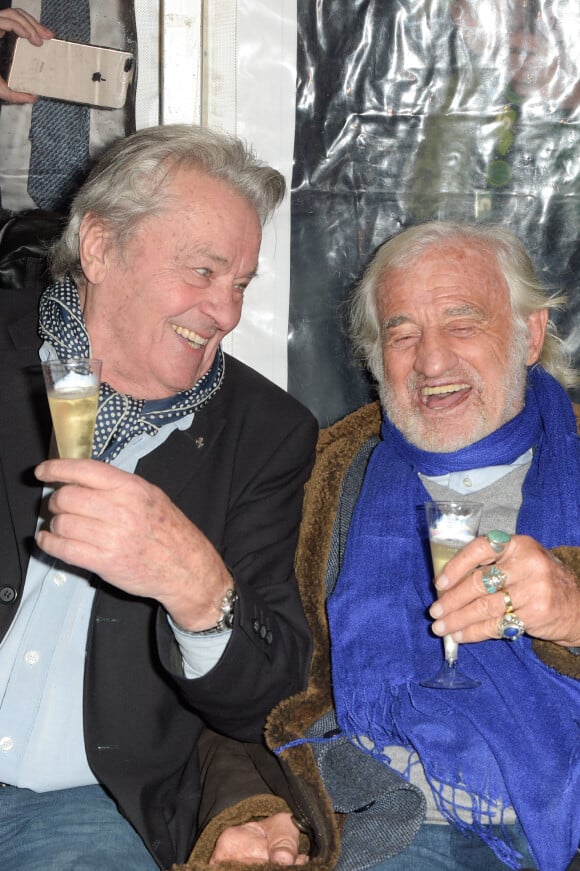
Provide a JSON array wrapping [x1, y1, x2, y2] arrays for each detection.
[[482, 565, 507, 594], [486, 530, 511, 554], [498, 611, 525, 640]]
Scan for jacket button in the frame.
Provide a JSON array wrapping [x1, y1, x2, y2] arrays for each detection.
[[0, 587, 17, 604], [265, 631, 273, 644], [252, 619, 260, 633]]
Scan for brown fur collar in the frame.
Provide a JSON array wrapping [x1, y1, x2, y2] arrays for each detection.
[[184, 399, 580, 869], [267, 399, 580, 751], [266, 401, 383, 750]]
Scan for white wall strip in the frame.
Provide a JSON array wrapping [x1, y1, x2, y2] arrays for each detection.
[[223, 0, 297, 388], [158, 1, 296, 387], [135, 0, 161, 128], [159, 0, 202, 125], [202, 0, 238, 133]]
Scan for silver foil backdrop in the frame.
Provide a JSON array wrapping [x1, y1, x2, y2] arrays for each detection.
[[289, 0, 580, 425]]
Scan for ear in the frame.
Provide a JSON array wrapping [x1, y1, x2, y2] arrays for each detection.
[[79, 214, 111, 285], [525, 308, 549, 365]]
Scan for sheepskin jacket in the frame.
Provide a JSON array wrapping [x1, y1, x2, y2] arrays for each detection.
[[182, 400, 580, 871]]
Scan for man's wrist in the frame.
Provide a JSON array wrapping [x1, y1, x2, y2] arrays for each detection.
[[174, 587, 238, 636]]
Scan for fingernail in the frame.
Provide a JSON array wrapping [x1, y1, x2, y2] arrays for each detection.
[[435, 572, 450, 590], [432, 620, 445, 636], [430, 602, 443, 618]]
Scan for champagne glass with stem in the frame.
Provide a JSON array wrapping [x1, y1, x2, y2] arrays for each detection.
[[420, 500, 483, 690], [42, 358, 102, 459]]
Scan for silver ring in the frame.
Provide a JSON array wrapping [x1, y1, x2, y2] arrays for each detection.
[[481, 565, 507, 594], [486, 530, 511, 554], [498, 611, 525, 641]]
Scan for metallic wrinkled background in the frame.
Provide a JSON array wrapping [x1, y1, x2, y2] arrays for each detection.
[[289, 0, 580, 426]]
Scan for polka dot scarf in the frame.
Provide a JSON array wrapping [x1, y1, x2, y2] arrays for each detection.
[[38, 275, 224, 462]]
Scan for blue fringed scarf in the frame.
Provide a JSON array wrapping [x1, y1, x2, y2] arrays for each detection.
[[327, 367, 580, 871], [38, 276, 224, 461]]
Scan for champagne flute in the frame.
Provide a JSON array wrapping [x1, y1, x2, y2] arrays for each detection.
[[42, 358, 102, 459], [420, 500, 483, 690]]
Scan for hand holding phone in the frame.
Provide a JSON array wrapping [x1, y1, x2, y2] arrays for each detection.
[[6, 37, 135, 109], [0, 8, 54, 103]]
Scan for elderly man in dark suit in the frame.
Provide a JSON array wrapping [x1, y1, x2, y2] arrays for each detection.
[[0, 123, 316, 869]]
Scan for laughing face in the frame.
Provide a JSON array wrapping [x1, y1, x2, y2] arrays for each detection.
[[377, 241, 545, 452], [79, 166, 262, 399]]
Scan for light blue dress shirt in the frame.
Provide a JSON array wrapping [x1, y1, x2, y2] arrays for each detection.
[[421, 449, 533, 495], [0, 418, 229, 791]]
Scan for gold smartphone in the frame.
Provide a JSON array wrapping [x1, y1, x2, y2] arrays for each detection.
[[7, 37, 134, 109]]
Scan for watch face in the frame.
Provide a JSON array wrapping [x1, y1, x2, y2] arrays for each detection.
[[221, 589, 238, 629], [191, 589, 237, 635]]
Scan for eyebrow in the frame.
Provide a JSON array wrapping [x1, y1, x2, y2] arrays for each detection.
[[442, 304, 486, 319], [196, 249, 230, 269], [382, 315, 415, 331], [382, 304, 485, 331], [191, 247, 259, 280]]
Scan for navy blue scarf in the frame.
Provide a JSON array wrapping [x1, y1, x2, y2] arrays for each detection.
[[328, 367, 580, 871], [38, 276, 224, 461]]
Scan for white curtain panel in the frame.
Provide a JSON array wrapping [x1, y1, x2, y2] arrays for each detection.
[[159, 0, 297, 389]]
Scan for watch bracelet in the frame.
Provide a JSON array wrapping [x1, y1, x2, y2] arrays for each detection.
[[175, 588, 238, 636]]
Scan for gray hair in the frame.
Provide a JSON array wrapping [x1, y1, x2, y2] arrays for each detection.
[[50, 124, 286, 284], [350, 220, 578, 391]]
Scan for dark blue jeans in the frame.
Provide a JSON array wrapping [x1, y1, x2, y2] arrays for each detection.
[[366, 822, 538, 870], [0, 784, 159, 870]]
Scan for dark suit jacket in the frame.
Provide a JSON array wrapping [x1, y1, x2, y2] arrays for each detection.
[[0, 281, 318, 868]]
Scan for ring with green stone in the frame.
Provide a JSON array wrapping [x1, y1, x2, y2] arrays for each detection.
[[482, 565, 507, 594], [486, 530, 511, 554]]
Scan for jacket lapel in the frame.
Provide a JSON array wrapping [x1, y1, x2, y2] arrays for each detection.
[[135, 397, 227, 506], [0, 347, 51, 582]]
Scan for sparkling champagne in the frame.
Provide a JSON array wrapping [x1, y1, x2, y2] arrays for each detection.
[[47, 387, 99, 459], [42, 358, 101, 460], [421, 500, 483, 689], [429, 538, 464, 664], [430, 539, 463, 576]]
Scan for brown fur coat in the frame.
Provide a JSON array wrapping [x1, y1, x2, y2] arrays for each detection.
[[181, 400, 580, 870]]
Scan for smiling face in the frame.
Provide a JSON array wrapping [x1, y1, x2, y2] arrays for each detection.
[[79, 166, 262, 399], [377, 240, 546, 452]]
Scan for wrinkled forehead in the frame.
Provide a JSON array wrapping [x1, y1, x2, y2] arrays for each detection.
[[378, 239, 510, 312], [158, 164, 260, 217]]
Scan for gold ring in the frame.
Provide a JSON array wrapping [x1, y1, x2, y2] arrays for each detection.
[[498, 587, 524, 640], [502, 589, 514, 612]]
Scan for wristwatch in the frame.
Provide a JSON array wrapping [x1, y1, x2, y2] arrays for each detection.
[[178, 588, 238, 636]]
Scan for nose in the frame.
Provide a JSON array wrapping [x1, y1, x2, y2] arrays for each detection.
[[200, 280, 242, 331], [413, 327, 458, 377]]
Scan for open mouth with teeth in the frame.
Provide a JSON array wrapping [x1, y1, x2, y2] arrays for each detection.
[[172, 324, 209, 350], [420, 383, 471, 409]]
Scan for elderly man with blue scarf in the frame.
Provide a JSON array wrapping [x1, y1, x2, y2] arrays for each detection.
[[313, 220, 580, 871], [225, 221, 580, 871]]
